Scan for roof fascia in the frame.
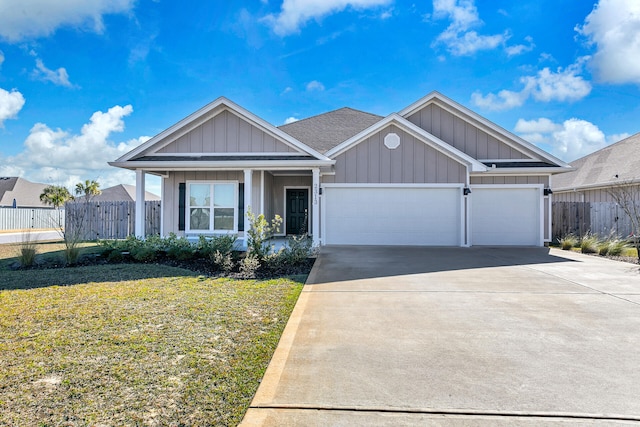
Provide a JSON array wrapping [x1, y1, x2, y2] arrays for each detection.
[[553, 177, 640, 192], [325, 113, 487, 172], [108, 159, 335, 170], [399, 92, 571, 169], [114, 97, 331, 163]]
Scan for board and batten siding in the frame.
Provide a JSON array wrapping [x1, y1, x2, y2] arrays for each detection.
[[156, 110, 298, 154], [470, 176, 549, 186], [323, 125, 466, 184], [270, 176, 312, 223], [407, 103, 528, 160]]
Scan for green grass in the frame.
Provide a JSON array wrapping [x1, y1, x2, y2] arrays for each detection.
[[0, 242, 305, 426]]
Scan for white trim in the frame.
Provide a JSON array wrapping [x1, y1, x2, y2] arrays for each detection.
[[135, 170, 146, 238], [244, 170, 252, 247], [283, 186, 311, 236], [114, 98, 332, 163], [109, 159, 334, 170], [160, 176, 165, 237], [479, 158, 541, 163], [398, 91, 571, 169], [260, 170, 265, 215], [322, 183, 464, 188], [148, 152, 310, 157], [185, 180, 239, 234], [312, 168, 320, 247], [553, 177, 640, 193], [324, 114, 486, 173]]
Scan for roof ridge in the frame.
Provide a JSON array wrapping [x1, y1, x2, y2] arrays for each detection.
[[569, 131, 640, 165], [278, 106, 382, 128]]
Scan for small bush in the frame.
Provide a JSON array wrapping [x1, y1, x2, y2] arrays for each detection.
[[130, 245, 157, 262], [559, 234, 578, 250], [580, 232, 599, 254], [64, 246, 82, 265], [107, 250, 124, 262], [212, 250, 235, 273], [199, 234, 237, 258], [239, 254, 261, 278], [607, 239, 627, 256], [19, 247, 37, 267], [597, 241, 610, 256]]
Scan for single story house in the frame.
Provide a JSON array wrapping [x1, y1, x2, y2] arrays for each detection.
[[0, 177, 51, 208], [93, 184, 161, 202], [552, 132, 640, 237], [110, 91, 571, 247]]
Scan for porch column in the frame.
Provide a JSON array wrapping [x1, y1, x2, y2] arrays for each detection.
[[135, 169, 146, 239], [244, 169, 252, 248], [312, 168, 320, 247]]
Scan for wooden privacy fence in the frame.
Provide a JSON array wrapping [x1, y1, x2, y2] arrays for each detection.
[[0, 207, 64, 230], [65, 201, 161, 240], [552, 201, 638, 239]]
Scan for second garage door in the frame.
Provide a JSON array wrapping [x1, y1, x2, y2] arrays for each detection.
[[470, 186, 541, 246], [323, 186, 462, 246]]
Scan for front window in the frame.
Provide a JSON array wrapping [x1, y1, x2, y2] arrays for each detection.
[[187, 181, 237, 233]]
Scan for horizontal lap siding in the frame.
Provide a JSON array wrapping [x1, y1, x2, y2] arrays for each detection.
[[470, 176, 549, 186], [157, 110, 297, 154], [329, 125, 466, 184], [407, 103, 528, 160]]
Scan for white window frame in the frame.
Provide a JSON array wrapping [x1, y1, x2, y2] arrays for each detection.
[[186, 180, 239, 234]]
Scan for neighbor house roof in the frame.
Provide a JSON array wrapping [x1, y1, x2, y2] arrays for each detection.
[[93, 184, 160, 202], [278, 107, 383, 154], [0, 177, 50, 208], [553, 132, 640, 191]]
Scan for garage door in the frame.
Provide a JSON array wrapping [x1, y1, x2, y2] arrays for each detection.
[[471, 187, 540, 246], [323, 186, 461, 246]]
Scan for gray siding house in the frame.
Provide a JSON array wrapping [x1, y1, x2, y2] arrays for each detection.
[[110, 91, 570, 247]]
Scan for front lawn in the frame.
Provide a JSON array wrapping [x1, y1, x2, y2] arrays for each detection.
[[0, 246, 304, 426]]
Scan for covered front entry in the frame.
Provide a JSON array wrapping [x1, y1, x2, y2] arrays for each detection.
[[322, 185, 462, 246], [470, 186, 541, 246]]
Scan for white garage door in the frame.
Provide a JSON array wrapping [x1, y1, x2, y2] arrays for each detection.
[[471, 187, 541, 246], [323, 186, 461, 246]]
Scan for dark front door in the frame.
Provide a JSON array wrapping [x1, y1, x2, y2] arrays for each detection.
[[286, 189, 309, 235]]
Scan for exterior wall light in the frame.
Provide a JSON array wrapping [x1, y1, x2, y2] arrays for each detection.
[[544, 188, 553, 196], [463, 187, 471, 195]]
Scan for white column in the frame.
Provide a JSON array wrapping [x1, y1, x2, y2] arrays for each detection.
[[312, 168, 320, 247], [244, 169, 252, 248], [135, 170, 146, 239]]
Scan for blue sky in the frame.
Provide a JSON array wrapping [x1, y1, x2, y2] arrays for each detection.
[[0, 0, 639, 195]]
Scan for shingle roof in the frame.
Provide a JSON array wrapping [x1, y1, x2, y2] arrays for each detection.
[[93, 184, 160, 202], [278, 107, 383, 154], [553, 132, 640, 191], [0, 177, 50, 208]]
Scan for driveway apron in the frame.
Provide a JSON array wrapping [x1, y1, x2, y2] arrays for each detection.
[[241, 247, 640, 426]]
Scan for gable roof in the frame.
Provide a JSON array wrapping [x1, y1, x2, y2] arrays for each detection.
[[400, 91, 572, 170], [0, 177, 50, 208], [113, 97, 332, 164], [325, 113, 487, 172], [553, 132, 640, 191], [93, 184, 160, 202], [278, 107, 383, 154]]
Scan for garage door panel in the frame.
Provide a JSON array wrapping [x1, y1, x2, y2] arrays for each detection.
[[324, 187, 461, 246], [471, 187, 540, 246]]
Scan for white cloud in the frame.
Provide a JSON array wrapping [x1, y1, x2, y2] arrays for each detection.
[[515, 117, 621, 161], [262, 0, 392, 36], [32, 59, 74, 87], [284, 117, 299, 124], [472, 59, 592, 110], [505, 36, 535, 57], [0, 105, 152, 190], [577, 0, 640, 84], [306, 80, 325, 91], [431, 0, 507, 55], [0, 87, 26, 127], [0, 0, 135, 42]]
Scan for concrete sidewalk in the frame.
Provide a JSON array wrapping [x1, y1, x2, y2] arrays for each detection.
[[0, 229, 61, 245], [241, 246, 640, 426]]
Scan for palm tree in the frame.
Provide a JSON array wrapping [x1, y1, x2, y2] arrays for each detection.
[[39, 185, 73, 209], [75, 179, 101, 201]]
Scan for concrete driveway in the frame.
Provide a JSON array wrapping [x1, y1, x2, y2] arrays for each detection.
[[241, 246, 640, 426]]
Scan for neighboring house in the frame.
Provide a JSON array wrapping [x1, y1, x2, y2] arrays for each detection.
[[93, 184, 161, 202], [552, 132, 640, 238], [110, 91, 571, 247], [0, 177, 51, 208]]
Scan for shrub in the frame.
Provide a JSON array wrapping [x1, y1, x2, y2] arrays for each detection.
[[246, 209, 282, 261], [164, 234, 196, 260], [559, 234, 578, 250], [212, 250, 235, 273], [580, 232, 599, 254], [607, 239, 626, 256], [199, 234, 237, 258], [130, 245, 157, 262], [19, 247, 37, 267], [239, 254, 260, 278], [64, 246, 82, 265], [597, 241, 610, 256]]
